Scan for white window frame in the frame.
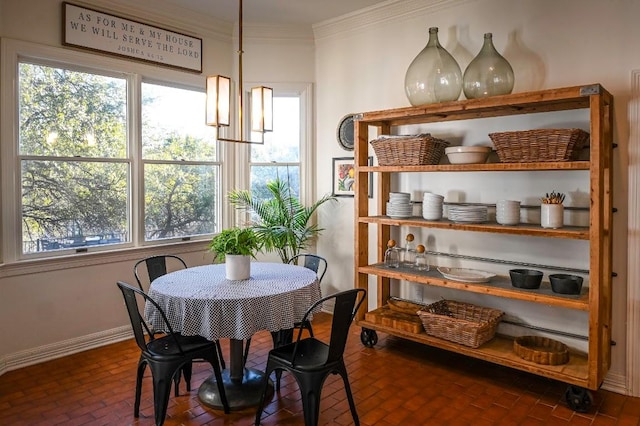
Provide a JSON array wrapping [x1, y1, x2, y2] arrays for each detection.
[[1, 38, 221, 263], [234, 82, 314, 218]]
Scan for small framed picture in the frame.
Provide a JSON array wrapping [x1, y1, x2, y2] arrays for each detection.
[[332, 157, 373, 198]]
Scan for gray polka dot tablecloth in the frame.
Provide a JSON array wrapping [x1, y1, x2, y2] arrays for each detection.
[[144, 262, 321, 340]]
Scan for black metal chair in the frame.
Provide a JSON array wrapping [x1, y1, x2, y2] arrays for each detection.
[[287, 254, 328, 338], [254, 288, 366, 426], [133, 254, 188, 292], [243, 253, 328, 380], [134, 255, 226, 388], [117, 281, 229, 426]]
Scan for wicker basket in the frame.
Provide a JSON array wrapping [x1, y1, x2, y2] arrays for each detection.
[[488, 128, 590, 162], [417, 300, 504, 348], [370, 134, 449, 166], [513, 335, 569, 365]]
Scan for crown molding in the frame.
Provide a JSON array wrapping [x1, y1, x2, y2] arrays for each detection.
[[240, 23, 314, 45], [313, 0, 474, 41], [78, 0, 233, 42]]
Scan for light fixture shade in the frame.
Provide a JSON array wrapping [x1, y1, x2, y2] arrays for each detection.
[[251, 86, 273, 133], [206, 75, 231, 127]]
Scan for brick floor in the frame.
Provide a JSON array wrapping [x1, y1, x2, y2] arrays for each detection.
[[1, 313, 638, 425]]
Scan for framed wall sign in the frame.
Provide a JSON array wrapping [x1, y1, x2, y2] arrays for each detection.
[[63, 2, 203, 73], [332, 157, 373, 198]]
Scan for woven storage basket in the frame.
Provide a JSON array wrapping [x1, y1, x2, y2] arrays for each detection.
[[417, 300, 504, 348], [488, 128, 590, 162], [370, 134, 449, 166], [513, 335, 569, 365]]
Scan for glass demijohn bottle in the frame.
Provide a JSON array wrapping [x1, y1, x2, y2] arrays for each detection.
[[463, 33, 514, 99], [384, 239, 400, 268], [404, 27, 462, 106]]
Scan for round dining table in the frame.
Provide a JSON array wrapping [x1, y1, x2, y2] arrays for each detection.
[[145, 262, 321, 411]]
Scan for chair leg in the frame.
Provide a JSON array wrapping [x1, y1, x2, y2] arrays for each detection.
[[134, 359, 147, 418], [243, 338, 251, 367], [216, 341, 226, 370], [297, 373, 323, 426], [174, 371, 181, 397], [181, 362, 193, 392], [149, 365, 175, 426], [202, 350, 230, 414], [210, 356, 230, 414], [337, 363, 359, 426], [254, 362, 276, 425]]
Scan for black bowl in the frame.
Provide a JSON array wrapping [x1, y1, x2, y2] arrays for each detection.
[[509, 269, 543, 289], [549, 274, 584, 295]]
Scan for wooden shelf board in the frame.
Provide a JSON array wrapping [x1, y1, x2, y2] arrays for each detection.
[[357, 316, 591, 389], [358, 216, 590, 240], [358, 264, 590, 311], [359, 161, 590, 172], [357, 85, 604, 126]]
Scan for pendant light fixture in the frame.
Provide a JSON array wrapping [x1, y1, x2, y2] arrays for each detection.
[[205, 0, 273, 144]]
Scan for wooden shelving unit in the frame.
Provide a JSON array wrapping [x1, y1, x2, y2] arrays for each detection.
[[352, 84, 614, 408]]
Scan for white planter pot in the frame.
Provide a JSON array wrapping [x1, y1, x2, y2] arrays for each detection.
[[541, 203, 564, 229], [225, 255, 251, 280]]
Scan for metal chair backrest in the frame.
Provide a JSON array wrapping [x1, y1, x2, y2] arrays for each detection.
[[116, 281, 182, 355], [288, 254, 328, 284], [133, 255, 187, 291], [291, 288, 366, 366]]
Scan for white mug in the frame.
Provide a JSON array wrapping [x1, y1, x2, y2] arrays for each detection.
[[496, 200, 520, 225]]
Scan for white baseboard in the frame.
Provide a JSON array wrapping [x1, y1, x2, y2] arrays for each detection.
[[0, 326, 132, 376], [602, 371, 630, 395]]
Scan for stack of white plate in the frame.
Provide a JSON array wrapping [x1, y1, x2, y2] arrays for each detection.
[[422, 192, 444, 220], [387, 192, 413, 218], [448, 205, 488, 223]]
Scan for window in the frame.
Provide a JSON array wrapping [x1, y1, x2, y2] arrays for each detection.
[[5, 41, 311, 261], [16, 59, 219, 256], [250, 94, 301, 200], [19, 62, 129, 254], [141, 82, 219, 241]]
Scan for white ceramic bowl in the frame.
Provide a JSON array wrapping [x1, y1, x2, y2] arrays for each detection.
[[445, 146, 492, 164]]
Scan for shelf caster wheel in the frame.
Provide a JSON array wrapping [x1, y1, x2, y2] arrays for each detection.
[[565, 385, 593, 413], [360, 328, 378, 348]]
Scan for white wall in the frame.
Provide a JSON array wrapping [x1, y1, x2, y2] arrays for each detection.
[[314, 0, 639, 394]]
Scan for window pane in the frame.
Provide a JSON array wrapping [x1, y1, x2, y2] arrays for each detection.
[[250, 166, 300, 201], [142, 83, 217, 161], [144, 164, 218, 240], [22, 160, 129, 254], [251, 96, 299, 163], [19, 63, 126, 158]]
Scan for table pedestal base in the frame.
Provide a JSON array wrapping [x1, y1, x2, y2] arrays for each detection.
[[198, 368, 273, 411]]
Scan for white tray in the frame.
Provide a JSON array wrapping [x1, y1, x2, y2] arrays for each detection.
[[437, 267, 496, 283]]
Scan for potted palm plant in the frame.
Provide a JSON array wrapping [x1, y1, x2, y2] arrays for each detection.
[[227, 177, 337, 264], [208, 227, 260, 280]]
